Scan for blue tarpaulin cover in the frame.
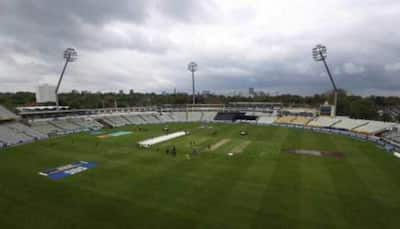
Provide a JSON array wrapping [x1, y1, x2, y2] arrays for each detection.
[[39, 161, 96, 180]]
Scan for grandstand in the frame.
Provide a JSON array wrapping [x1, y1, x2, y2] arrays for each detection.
[[157, 113, 173, 123], [30, 120, 64, 135], [353, 121, 396, 135], [0, 105, 18, 120], [307, 116, 341, 128], [201, 112, 216, 122], [0, 106, 49, 146], [383, 126, 400, 144], [0, 121, 50, 146], [123, 114, 146, 125], [188, 112, 202, 122], [49, 119, 83, 132], [290, 116, 313, 125], [331, 118, 369, 130], [274, 116, 296, 124], [0, 125, 29, 145], [7, 122, 47, 140], [172, 112, 187, 122], [101, 115, 130, 127], [69, 118, 103, 130], [257, 116, 277, 125], [0, 123, 31, 145], [139, 113, 160, 124]]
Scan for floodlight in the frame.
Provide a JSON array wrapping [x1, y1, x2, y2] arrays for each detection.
[[64, 48, 78, 62], [55, 48, 78, 109], [312, 44, 338, 117], [187, 62, 198, 105]]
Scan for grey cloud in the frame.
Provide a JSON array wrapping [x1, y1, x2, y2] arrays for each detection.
[[0, 0, 400, 96]]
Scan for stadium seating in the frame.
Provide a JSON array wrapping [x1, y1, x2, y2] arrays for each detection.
[[124, 114, 146, 124], [307, 116, 341, 128], [188, 112, 202, 122], [0, 122, 43, 145], [30, 121, 63, 135], [101, 115, 130, 127], [139, 113, 160, 124], [166, 113, 176, 121], [201, 112, 217, 122], [331, 118, 369, 130], [383, 127, 400, 144], [291, 116, 313, 125], [49, 119, 83, 132], [353, 121, 396, 135], [157, 113, 174, 123], [274, 116, 296, 124], [6, 122, 47, 140], [257, 116, 277, 125], [172, 112, 187, 122], [0, 105, 18, 121], [69, 118, 103, 130]]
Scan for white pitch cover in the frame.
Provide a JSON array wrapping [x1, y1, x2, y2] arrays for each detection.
[[138, 131, 187, 148]]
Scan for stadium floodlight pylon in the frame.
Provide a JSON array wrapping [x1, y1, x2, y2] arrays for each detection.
[[313, 44, 338, 118], [187, 61, 198, 105], [55, 48, 78, 110]]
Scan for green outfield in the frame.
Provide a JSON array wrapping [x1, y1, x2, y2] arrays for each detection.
[[1, 123, 400, 228]]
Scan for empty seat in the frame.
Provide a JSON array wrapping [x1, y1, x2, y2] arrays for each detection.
[[353, 121, 395, 135], [30, 121, 63, 135], [257, 116, 277, 125], [331, 118, 369, 130]]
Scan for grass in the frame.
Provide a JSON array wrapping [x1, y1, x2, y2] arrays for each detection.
[[0, 123, 400, 228]]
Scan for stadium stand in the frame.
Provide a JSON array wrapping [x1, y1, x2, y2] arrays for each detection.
[[30, 121, 63, 135], [123, 114, 146, 125], [307, 116, 341, 128], [201, 112, 216, 122], [140, 113, 160, 124], [291, 116, 313, 125], [0, 122, 38, 145], [331, 118, 369, 130], [158, 113, 174, 123], [49, 119, 83, 132], [257, 116, 277, 125], [353, 121, 396, 135], [6, 122, 47, 140], [151, 113, 162, 123], [188, 112, 202, 122], [172, 112, 187, 122], [166, 113, 176, 121], [274, 116, 296, 124], [101, 115, 130, 127], [69, 118, 103, 130], [0, 105, 18, 120], [0, 125, 23, 145], [383, 126, 400, 144]]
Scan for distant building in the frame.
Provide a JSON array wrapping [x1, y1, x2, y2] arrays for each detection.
[[249, 87, 255, 95], [202, 90, 211, 96], [36, 84, 56, 103]]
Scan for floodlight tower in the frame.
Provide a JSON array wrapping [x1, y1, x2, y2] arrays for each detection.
[[55, 48, 77, 110], [187, 61, 198, 104], [313, 44, 338, 117]]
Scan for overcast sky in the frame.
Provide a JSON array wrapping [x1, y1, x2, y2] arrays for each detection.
[[1, 0, 400, 95]]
